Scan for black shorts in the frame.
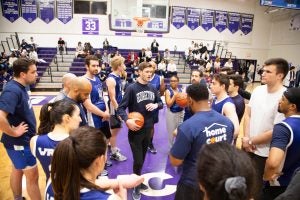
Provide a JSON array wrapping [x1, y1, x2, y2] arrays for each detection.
[[100, 122, 112, 139]]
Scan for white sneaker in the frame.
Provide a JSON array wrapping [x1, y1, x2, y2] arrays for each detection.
[[110, 151, 127, 161]]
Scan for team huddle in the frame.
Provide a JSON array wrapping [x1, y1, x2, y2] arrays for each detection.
[[0, 56, 299, 200]]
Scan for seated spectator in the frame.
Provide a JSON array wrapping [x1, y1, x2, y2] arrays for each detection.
[[57, 37, 65, 54], [163, 49, 171, 64], [155, 53, 162, 64], [206, 60, 213, 74], [224, 58, 233, 70], [167, 59, 177, 77], [157, 59, 167, 77], [75, 41, 85, 58], [29, 49, 46, 63], [29, 36, 38, 50], [98, 63, 108, 82], [214, 57, 221, 73], [102, 50, 109, 66], [138, 48, 146, 63], [201, 51, 210, 63], [199, 42, 207, 55], [51, 126, 144, 200], [8, 52, 18, 68], [197, 142, 256, 200], [145, 47, 152, 62], [84, 42, 94, 55], [126, 51, 138, 67], [151, 39, 159, 53], [20, 39, 31, 52], [103, 38, 109, 50], [94, 50, 102, 60]]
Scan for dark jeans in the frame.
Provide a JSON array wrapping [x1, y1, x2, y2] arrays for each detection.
[[248, 152, 267, 200], [128, 128, 151, 175], [175, 182, 204, 200]]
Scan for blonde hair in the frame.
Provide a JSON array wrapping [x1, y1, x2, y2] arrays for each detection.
[[110, 56, 125, 71]]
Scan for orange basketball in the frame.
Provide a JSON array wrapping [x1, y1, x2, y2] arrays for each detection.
[[175, 93, 188, 108], [128, 112, 144, 128]]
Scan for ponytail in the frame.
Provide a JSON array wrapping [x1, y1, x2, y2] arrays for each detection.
[[38, 102, 54, 134]]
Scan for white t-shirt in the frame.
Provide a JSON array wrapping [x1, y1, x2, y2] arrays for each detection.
[[224, 61, 233, 68], [167, 63, 177, 72], [249, 85, 286, 157]]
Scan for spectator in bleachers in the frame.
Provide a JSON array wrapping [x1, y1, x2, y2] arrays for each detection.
[[199, 42, 207, 55], [75, 41, 85, 58], [20, 39, 31, 52], [163, 48, 171, 64], [103, 38, 109, 50], [0, 70, 11, 89], [214, 56, 221, 73], [145, 47, 152, 62], [206, 59, 213, 74], [224, 58, 233, 70], [167, 59, 177, 77], [20, 49, 28, 58], [247, 62, 255, 83], [185, 47, 192, 60], [151, 39, 159, 53], [29, 49, 46, 63], [57, 37, 65, 54], [8, 52, 17, 68], [157, 59, 167, 77], [155, 52, 162, 65], [99, 63, 108, 82], [29, 37, 37, 50], [201, 51, 210, 63], [84, 42, 94, 55], [126, 51, 138, 67], [138, 48, 146, 63], [94, 50, 102, 60], [102, 50, 109, 66]]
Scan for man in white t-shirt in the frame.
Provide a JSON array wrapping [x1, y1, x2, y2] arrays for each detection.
[[242, 58, 289, 200]]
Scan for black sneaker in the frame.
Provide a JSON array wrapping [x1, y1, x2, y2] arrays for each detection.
[[140, 183, 149, 191], [132, 187, 141, 200], [148, 144, 157, 154]]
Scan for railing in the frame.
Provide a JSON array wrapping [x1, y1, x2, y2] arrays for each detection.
[[47, 62, 53, 82], [53, 55, 59, 71]]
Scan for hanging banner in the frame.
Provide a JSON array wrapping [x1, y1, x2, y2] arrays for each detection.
[[82, 17, 99, 35], [171, 6, 186, 29], [39, 0, 55, 24], [1, 0, 20, 22], [214, 10, 227, 32], [56, 0, 72, 24], [201, 9, 214, 31], [228, 12, 241, 34], [241, 14, 254, 35], [186, 7, 200, 30], [21, 0, 37, 23]]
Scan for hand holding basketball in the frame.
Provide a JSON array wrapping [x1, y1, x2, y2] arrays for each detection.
[[126, 112, 144, 131], [175, 93, 188, 108]]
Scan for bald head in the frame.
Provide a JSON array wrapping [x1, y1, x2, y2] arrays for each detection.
[[62, 73, 76, 92], [68, 77, 92, 103]]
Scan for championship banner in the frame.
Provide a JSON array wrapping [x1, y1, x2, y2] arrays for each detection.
[[214, 10, 227, 32], [21, 0, 37, 23], [1, 0, 20, 22], [171, 6, 186, 29], [228, 12, 241, 34], [56, 0, 72, 24], [186, 7, 200, 30], [82, 17, 99, 35], [39, 0, 55, 24], [241, 14, 254, 35], [201, 9, 214, 31]]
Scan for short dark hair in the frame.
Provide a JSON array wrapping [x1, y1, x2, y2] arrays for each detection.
[[13, 58, 36, 78], [264, 58, 289, 80], [85, 55, 99, 66], [197, 142, 256, 200], [169, 75, 179, 81], [229, 74, 244, 89], [186, 84, 209, 101], [213, 74, 230, 92], [191, 69, 203, 77], [138, 61, 152, 71], [284, 87, 300, 112]]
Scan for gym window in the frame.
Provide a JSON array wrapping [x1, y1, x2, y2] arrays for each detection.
[[74, 0, 107, 15]]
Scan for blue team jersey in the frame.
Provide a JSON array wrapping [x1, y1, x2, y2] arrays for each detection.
[[80, 188, 111, 200], [272, 116, 300, 186], [171, 110, 234, 188], [107, 73, 122, 104], [35, 134, 62, 181], [212, 96, 234, 115], [168, 87, 183, 113], [86, 76, 107, 128], [149, 74, 161, 91], [0, 80, 36, 148]]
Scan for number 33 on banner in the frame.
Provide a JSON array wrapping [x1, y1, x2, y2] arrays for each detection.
[[82, 17, 99, 35]]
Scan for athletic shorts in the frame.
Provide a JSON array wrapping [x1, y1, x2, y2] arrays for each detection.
[[6, 145, 36, 170]]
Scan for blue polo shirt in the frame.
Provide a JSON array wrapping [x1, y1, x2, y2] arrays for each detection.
[[0, 80, 36, 149]]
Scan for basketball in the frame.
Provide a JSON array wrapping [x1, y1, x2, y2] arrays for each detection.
[[175, 93, 188, 108], [128, 112, 144, 128]]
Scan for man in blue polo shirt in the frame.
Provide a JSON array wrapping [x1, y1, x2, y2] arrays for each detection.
[[169, 84, 234, 200], [264, 87, 300, 199], [0, 58, 41, 200]]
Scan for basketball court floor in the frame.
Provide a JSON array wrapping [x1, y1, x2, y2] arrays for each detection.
[[0, 83, 257, 200]]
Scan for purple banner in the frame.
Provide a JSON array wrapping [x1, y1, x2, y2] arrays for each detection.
[[56, 0, 72, 24], [1, 0, 20, 22], [241, 14, 253, 35], [214, 10, 227, 32], [115, 32, 131, 36], [39, 0, 55, 24], [82, 17, 99, 35], [115, 19, 132, 28], [201, 9, 214, 31], [186, 8, 200, 30], [228, 12, 241, 34], [147, 21, 163, 29], [171, 6, 186, 29], [21, 0, 37, 23], [147, 33, 163, 37]]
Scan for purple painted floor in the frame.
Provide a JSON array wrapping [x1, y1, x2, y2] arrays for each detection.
[[108, 107, 181, 200]]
